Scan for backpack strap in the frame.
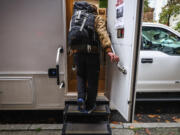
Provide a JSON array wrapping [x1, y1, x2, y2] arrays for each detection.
[[77, 10, 81, 19], [80, 13, 89, 31], [69, 19, 72, 31]]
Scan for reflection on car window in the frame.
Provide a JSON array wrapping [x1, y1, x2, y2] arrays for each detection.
[[141, 26, 180, 55]]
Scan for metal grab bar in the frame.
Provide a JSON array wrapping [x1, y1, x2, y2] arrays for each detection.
[[111, 45, 127, 74], [56, 46, 64, 85], [56, 47, 63, 65]]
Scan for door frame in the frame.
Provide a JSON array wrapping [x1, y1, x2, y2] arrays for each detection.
[[65, 0, 106, 96], [129, 0, 144, 122], [62, 0, 69, 95]]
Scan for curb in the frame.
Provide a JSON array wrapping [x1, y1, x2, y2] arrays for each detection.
[[114, 122, 180, 129], [0, 124, 62, 131], [0, 123, 180, 131]]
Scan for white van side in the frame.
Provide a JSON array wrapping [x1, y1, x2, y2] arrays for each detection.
[[0, 0, 67, 110]]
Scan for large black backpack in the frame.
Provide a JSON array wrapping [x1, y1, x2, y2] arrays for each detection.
[[68, 1, 99, 50]]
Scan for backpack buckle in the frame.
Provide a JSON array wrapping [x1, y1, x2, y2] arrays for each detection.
[[75, 11, 81, 23], [77, 10, 81, 19]]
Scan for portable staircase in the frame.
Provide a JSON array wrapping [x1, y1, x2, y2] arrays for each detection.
[[62, 98, 112, 135]]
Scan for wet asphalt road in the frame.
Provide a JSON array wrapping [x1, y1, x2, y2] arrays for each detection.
[[134, 101, 180, 123]]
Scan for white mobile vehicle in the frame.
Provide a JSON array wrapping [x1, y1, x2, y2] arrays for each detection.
[[0, 0, 143, 122], [136, 23, 180, 100]]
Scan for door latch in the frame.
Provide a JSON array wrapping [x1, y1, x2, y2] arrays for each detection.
[[111, 46, 127, 75], [141, 58, 153, 63], [117, 63, 127, 74], [59, 81, 65, 89], [175, 81, 180, 84]]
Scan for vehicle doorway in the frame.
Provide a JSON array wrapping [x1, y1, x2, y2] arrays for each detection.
[[66, 0, 107, 96]]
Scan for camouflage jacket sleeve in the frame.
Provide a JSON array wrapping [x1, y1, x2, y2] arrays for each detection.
[[95, 15, 112, 53]]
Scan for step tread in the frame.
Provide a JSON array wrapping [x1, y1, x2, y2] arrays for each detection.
[[67, 104, 109, 114], [63, 123, 111, 135], [65, 97, 109, 105], [65, 100, 109, 105], [65, 96, 109, 102]]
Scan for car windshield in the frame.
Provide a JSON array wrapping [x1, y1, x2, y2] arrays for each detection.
[[142, 26, 180, 55]]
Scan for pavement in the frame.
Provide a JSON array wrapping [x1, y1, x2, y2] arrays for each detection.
[[0, 123, 180, 135]]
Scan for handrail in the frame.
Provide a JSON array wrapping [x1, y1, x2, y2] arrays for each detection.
[[56, 47, 63, 65], [111, 45, 127, 74], [56, 46, 63, 85]]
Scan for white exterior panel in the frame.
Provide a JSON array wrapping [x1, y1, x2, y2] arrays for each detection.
[[137, 51, 180, 92], [0, 0, 65, 73], [0, 0, 67, 110]]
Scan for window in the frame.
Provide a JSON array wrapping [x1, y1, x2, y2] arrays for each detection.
[[141, 26, 180, 55]]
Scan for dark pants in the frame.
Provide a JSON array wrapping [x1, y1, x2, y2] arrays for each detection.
[[74, 53, 100, 109]]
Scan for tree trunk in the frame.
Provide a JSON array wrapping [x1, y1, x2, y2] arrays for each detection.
[[167, 14, 171, 26]]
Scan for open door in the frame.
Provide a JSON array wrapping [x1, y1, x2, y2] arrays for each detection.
[[106, 0, 143, 121]]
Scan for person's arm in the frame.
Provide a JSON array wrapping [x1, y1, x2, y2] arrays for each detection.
[[95, 15, 119, 62]]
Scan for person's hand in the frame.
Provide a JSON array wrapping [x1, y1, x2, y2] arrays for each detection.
[[107, 52, 119, 63]]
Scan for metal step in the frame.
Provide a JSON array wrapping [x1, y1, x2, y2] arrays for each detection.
[[64, 104, 110, 116], [65, 98, 109, 106], [65, 96, 109, 105], [62, 123, 111, 135], [64, 104, 110, 123]]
